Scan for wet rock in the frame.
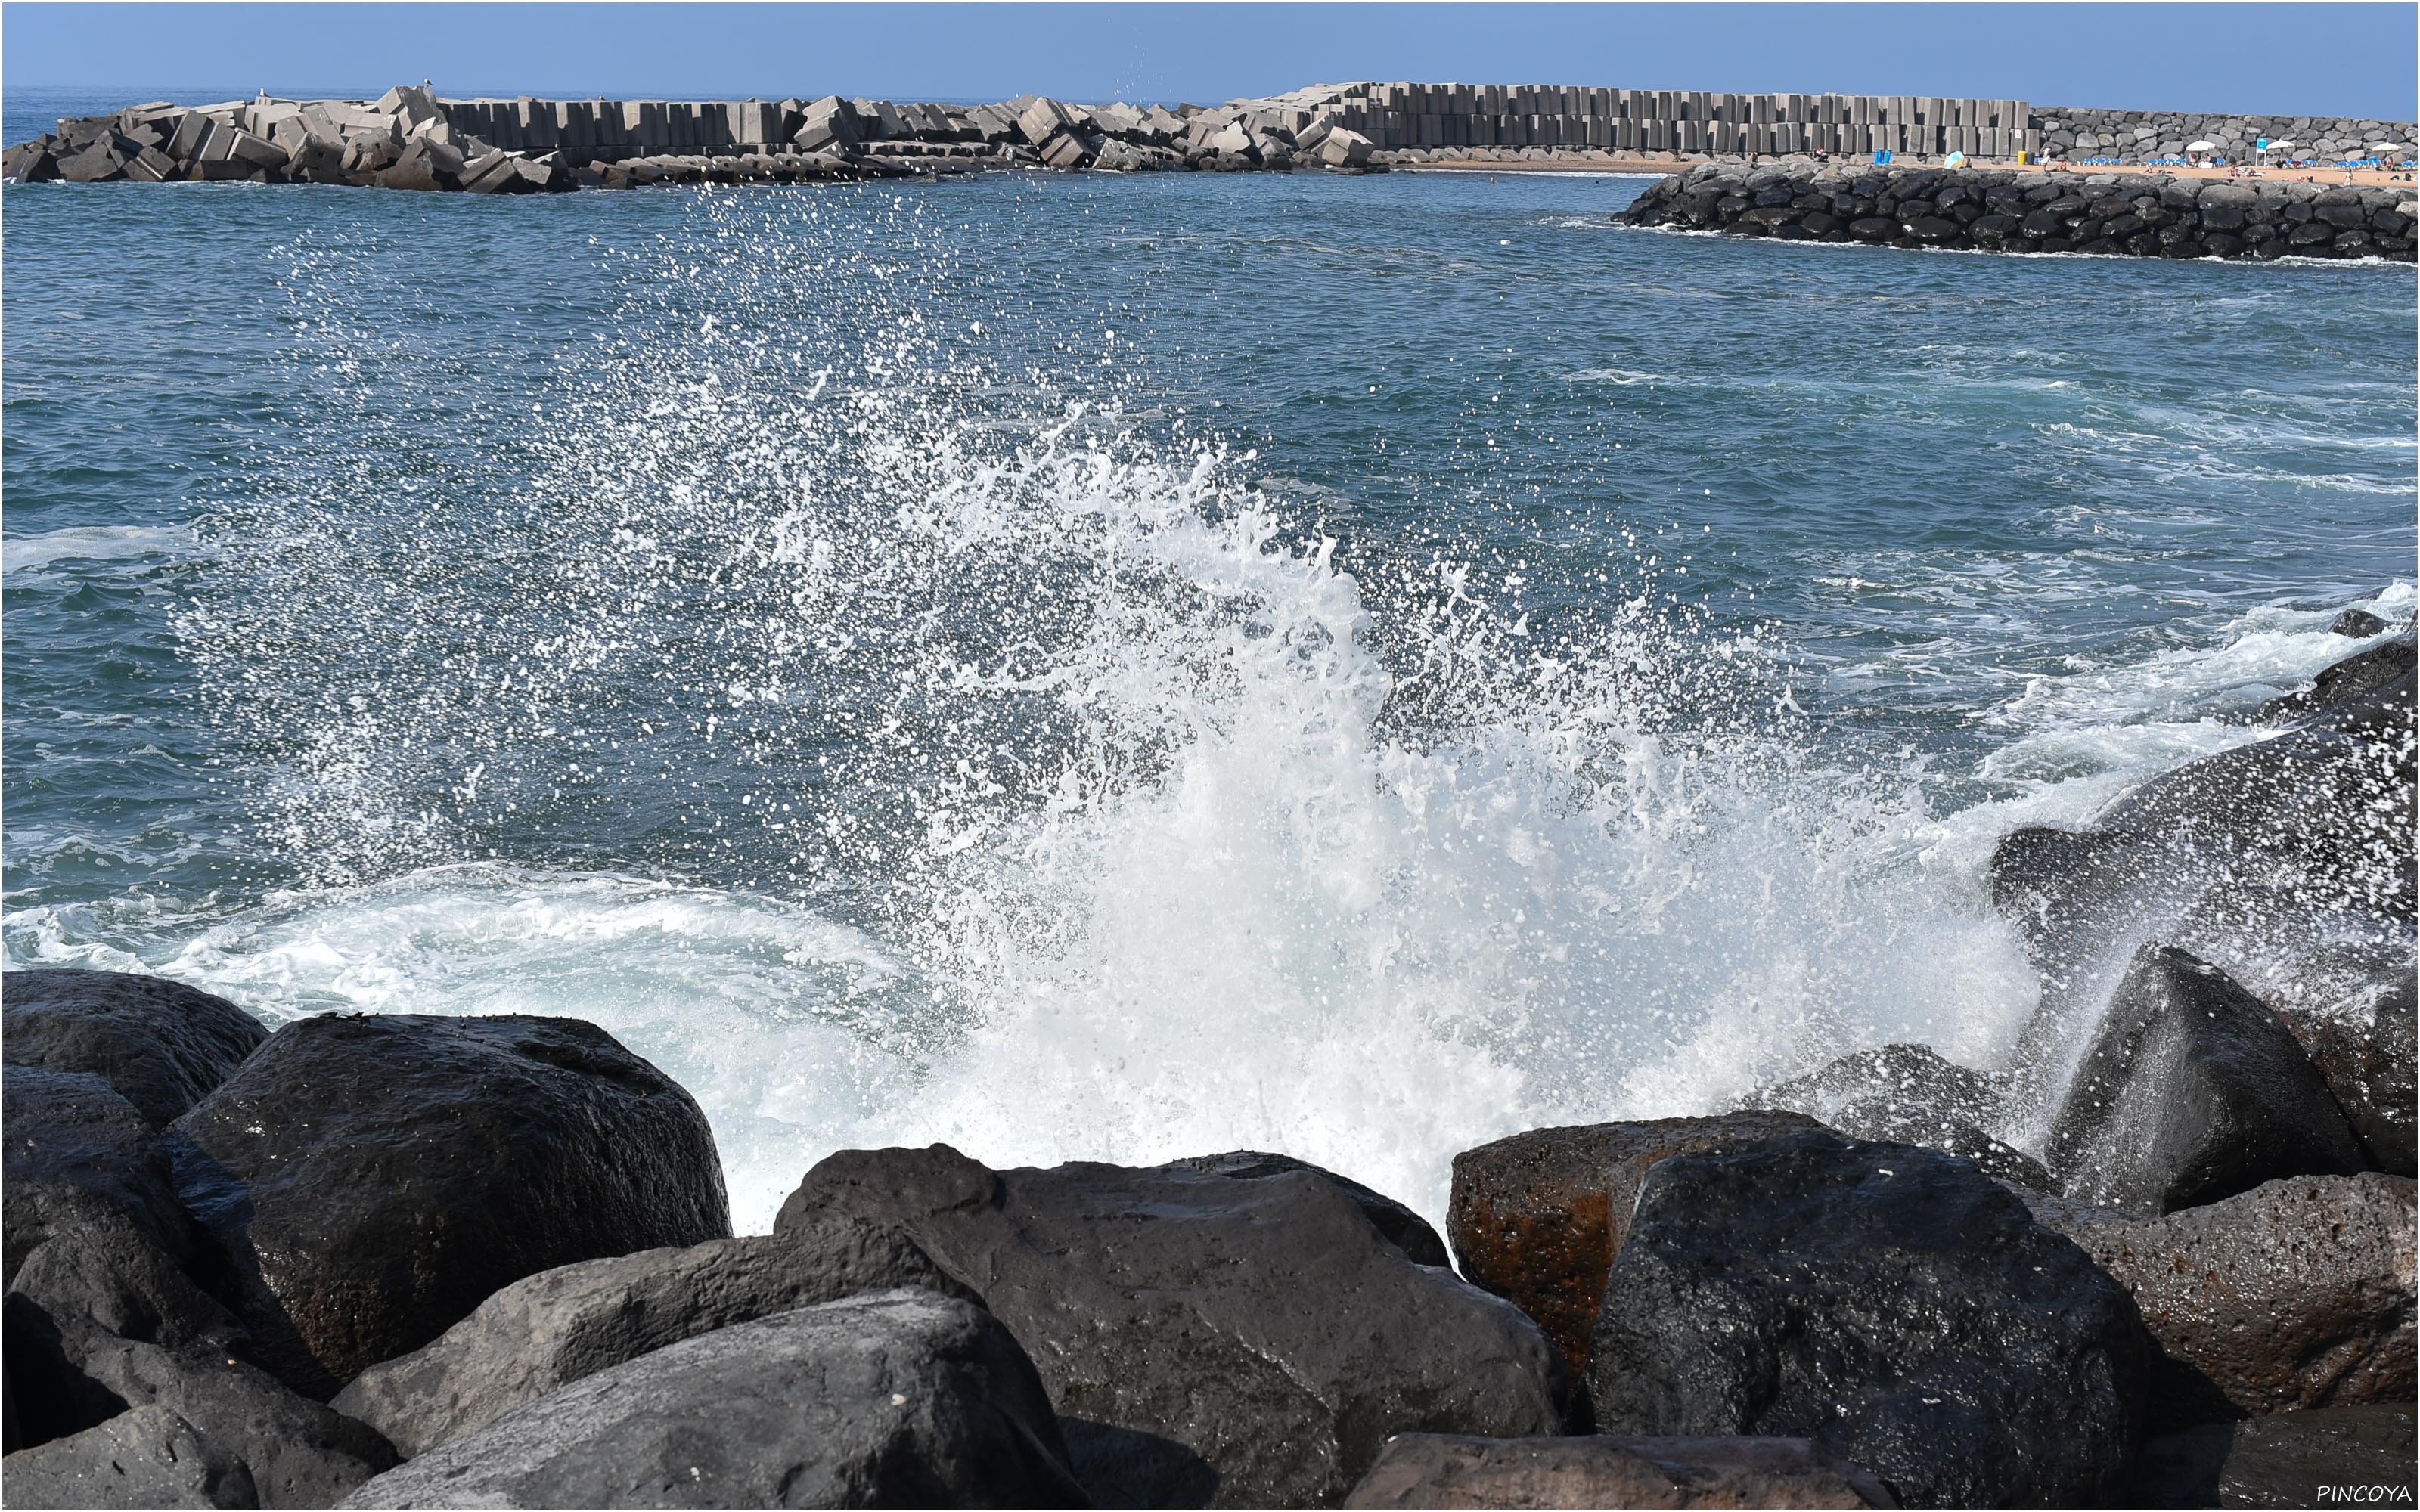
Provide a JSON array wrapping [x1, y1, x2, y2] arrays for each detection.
[[1164, 1151, 1448, 1266], [338, 1290, 1084, 1509], [333, 1216, 978, 1458], [1341, 1433, 1896, 1509], [2132, 1403, 2416, 1509], [2276, 974, 2418, 1176], [777, 1144, 1563, 1507], [1749, 1044, 2049, 1189], [3, 1067, 237, 1352], [2332, 608, 2393, 638], [169, 1013, 729, 1397], [9, 1300, 397, 1506], [2046, 946, 2365, 1214], [1446, 1112, 1821, 1380], [0, 1405, 257, 1509], [1586, 1130, 2152, 1508], [2, 971, 266, 1129], [2015, 1173, 2415, 1422], [2257, 632, 2416, 723]]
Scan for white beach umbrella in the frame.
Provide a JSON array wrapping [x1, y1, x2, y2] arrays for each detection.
[[2268, 139, 2295, 152], [2375, 142, 2404, 153], [2186, 139, 2216, 153]]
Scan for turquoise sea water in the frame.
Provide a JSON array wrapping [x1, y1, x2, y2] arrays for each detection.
[[6, 86, 2414, 1225]]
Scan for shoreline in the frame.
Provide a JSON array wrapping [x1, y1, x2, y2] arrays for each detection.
[[9, 81, 2413, 194]]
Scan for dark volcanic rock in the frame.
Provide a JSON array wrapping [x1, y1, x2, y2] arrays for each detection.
[[3, 1066, 237, 1352], [2276, 974, 2418, 1176], [1750, 1043, 2049, 1189], [2132, 1403, 2416, 1509], [2332, 608, 2393, 638], [338, 1290, 1084, 1509], [0, 1405, 257, 1509], [1162, 1151, 1450, 1267], [1341, 1433, 1896, 1508], [10, 1300, 397, 1506], [2046, 946, 2365, 1213], [2257, 632, 2417, 723], [2015, 1173, 2415, 1421], [169, 1013, 730, 1397], [2, 971, 267, 1129], [1446, 1112, 1821, 1380], [777, 1144, 1564, 1507], [334, 1216, 979, 1458], [1585, 1130, 2152, 1508]]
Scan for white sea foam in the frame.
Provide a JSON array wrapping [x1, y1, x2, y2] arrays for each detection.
[[47, 190, 2391, 1235], [2, 524, 193, 576]]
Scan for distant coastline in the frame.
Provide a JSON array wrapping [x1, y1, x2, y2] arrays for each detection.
[[8, 79, 2413, 194]]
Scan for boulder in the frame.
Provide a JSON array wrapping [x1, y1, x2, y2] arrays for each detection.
[[0, 1405, 256, 1509], [1586, 1130, 2152, 1508], [2331, 608, 2393, 638], [2015, 1173, 2414, 1422], [1341, 1433, 1896, 1509], [2, 971, 265, 1129], [8, 1300, 397, 1506], [1749, 1044, 2049, 1188], [333, 1216, 978, 1458], [777, 1145, 1565, 1507], [1164, 1151, 1448, 1266], [338, 1290, 1084, 1509], [2046, 946, 2366, 1214], [3, 1067, 236, 1352], [169, 1013, 729, 1397], [2131, 1403, 2415, 1509], [2276, 973, 2418, 1176], [1446, 1113, 1821, 1379], [2257, 632, 2416, 723]]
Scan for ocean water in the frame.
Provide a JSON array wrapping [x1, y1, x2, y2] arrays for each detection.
[[6, 104, 2415, 1229]]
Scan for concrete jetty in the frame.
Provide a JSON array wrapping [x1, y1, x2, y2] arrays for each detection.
[[5, 80, 2411, 192], [1619, 160, 2418, 262]]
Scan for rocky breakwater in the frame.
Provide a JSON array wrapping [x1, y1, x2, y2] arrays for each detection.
[[2, 619, 2413, 1510], [1622, 160, 2420, 262], [1, 82, 1385, 194]]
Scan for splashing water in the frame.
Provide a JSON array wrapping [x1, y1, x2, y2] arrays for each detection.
[[8, 181, 2408, 1230]]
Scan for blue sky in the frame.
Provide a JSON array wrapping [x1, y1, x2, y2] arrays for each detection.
[[3, 3, 2413, 119]]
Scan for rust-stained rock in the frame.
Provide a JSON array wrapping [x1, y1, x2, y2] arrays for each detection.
[[2015, 1172, 2415, 1421], [1445, 1112, 1821, 1376]]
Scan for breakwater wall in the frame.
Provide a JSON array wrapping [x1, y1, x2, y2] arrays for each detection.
[[7, 79, 2413, 194], [2037, 105, 2410, 165], [1621, 160, 2419, 262]]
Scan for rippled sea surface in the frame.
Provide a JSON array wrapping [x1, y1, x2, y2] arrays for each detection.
[[7, 88, 2414, 1226]]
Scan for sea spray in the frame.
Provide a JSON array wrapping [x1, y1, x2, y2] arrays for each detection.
[[11, 184, 2403, 1230]]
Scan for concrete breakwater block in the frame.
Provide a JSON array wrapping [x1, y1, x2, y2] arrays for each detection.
[[1621, 160, 2419, 262]]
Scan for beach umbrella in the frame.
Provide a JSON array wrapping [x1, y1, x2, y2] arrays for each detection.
[[1944, 150, 1965, 168], [2269, 139, 2295, 153], [2376, 142, 2403, 153], [2186, 139, 2216, 153]]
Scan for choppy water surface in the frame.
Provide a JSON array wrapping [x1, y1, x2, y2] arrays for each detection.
[[6, 142, 2414, 1228]]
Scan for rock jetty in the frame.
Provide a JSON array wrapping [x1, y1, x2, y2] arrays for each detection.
[[9, 81, 2414, 194], [1621, 161, 2419, 261], [0, 82, 1388, 192], [1, 622, 2412, 1509]]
